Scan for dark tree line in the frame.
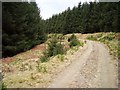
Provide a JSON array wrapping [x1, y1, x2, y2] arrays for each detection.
[[2, 2, 46, 57], [2, 2, 119, 57], [44, 2, 119, 34]]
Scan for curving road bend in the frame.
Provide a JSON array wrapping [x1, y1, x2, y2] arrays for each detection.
[[48, 40, 118, 88]]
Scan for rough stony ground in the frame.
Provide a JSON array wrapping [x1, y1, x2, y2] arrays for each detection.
[[48, 40, 118, 88]]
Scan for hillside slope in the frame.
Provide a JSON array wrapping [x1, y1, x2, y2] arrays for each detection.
[[1, 33, 118, 88]]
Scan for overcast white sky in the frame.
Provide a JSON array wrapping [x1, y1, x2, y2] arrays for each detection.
[[35, 0, 95, 20]]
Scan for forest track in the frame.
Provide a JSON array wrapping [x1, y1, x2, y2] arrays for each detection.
[[48, 40, 118, 88]]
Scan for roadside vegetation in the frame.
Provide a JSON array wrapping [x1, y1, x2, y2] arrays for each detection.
[[2, 34, 85, 88], [68, 34, 84, 48], [40, 34, 65, 63], [40, 34, 84, 63], [0, 82, 7, 90], [87, 32, 120, 59]]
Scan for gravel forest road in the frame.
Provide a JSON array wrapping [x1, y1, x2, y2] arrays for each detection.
[[48, 40, 118, 88]]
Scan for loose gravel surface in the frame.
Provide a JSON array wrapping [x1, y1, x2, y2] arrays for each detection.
[[48, 40, 118, 88]]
